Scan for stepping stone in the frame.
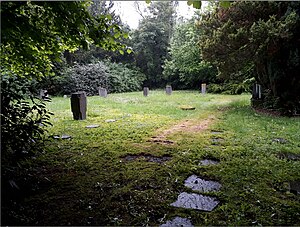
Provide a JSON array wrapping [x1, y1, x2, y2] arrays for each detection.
[[272, 138, 288, 144], [86, 124, 100, 128], [180, 106, 195, 110], [160, 217, 193, 227], [211, 130, 223, 134], [105, 119, 116, 123], [290, 181, 300, 195], [211, 138, 224, 143], [199, 159, 220, 166], [53, 135, 72, 139], [171, 192, 219, 211], [278, 152, 300, 161], [184, 175, 221, 192]]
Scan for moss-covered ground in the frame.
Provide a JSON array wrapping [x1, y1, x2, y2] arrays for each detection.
[[3, 90, 300, 226]]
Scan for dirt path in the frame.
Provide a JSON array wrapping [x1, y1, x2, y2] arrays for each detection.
[[149, 116, 216, 144]]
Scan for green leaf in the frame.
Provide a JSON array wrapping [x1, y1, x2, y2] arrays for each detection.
[[145, 0, 151, 4], [193, 1, 201, 9], [119, 49, 124, 55], [126, 49, 133, 54], [220, 1, 231, 8]]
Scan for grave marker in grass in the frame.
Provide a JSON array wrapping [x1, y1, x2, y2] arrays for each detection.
[[201, 83, 206, 94], [70, 91, 87, 120], [98, 87, 108, 98], [143, 87, 149, 96], [166, 85, 172, 95]]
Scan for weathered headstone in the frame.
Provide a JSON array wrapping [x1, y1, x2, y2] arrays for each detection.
[[63, 95, 68, 98], [252, 84, 262, 99], [201, 83, 206, 94], [71, 91, 87, 120], [143, 87, 149, 96], [98, 87, 107, 98], [166, 85, 172, 95]]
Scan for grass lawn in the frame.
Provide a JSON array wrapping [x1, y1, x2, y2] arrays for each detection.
[[4, 90, 300, 226]]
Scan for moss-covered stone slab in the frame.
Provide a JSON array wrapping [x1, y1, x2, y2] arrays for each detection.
[[160, 217, 193, 227], [184, 175, 222, 192], [199, 159, 220, 166], [171, 192, 219, 211]]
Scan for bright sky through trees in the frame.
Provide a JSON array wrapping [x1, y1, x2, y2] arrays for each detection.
[[113, 1, 206, 29]]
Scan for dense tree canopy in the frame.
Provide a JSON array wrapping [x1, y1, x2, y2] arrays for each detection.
[[163, 18, 217, 89], [131, 1, 177, 88], [1, 1, 128, 79], [199, 1, 300, 114]]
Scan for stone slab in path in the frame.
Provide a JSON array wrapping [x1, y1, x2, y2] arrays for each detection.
[[86, 124, 100, 128], [160, 217, 193, 227], [171, 192, 219, 211], [199, 159, 220, 166], [184, 175, 222, 193]]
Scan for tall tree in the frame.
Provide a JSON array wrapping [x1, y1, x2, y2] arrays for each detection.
[[199, 1, 300, 114], [163, 17, 217, 89], [131, 1, 177, 88]]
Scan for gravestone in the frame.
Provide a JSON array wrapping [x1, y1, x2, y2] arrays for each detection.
[[166, 85, 172, 95], [143, 87, 149, 97], [70, 91, 87, 120], [252, 84, 262, 99], [98, 87, 107, 98], [63, 95, 68, 98], [201, 83, 206, 94]]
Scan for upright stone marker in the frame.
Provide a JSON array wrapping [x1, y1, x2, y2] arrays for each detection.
[[252, 84, 262, 99], [71, 91, 87, 120], [98, 87, 108, 98], [143, 87, 149, 97], [166, 85, 172, 95], [201, 83, 206, 94]]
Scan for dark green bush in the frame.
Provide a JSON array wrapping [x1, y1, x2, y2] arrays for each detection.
[[56, 61, 145, 96], [1, 74, 53, 161]]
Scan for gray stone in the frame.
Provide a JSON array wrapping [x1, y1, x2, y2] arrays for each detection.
[[98, 87, 108, 98], [105, 119, 116, 123], [199, 159, 220, 166], [143, 87, 149, 97], [184, 175, 221, 192], [166, 85, 172, 95], [71, 91, 87, 120], [171, 192, 219, 211], [278, 152, 300, 161], [201, 83, 206, 94], [53, 135, 72, 139], [160, 217, 193, 227], [272, 138, 288, 144], [122, 154, 171, 164], [211, 130, 223, 134], [86, 124, 100, 128]]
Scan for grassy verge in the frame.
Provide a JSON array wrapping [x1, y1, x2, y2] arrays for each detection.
[[3, 90, 300, 226]]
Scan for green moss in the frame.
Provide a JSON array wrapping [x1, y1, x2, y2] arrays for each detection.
[[5, 91, 300, 226]]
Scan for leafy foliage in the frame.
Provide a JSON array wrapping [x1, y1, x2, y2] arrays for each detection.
[[131, 1, 177, 88], [1, 1, 128, 80], [1, 74, 53, 160], [57, 61, 145, 96], [199, 1, 300, 114], [163, 19, 217, 89]]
